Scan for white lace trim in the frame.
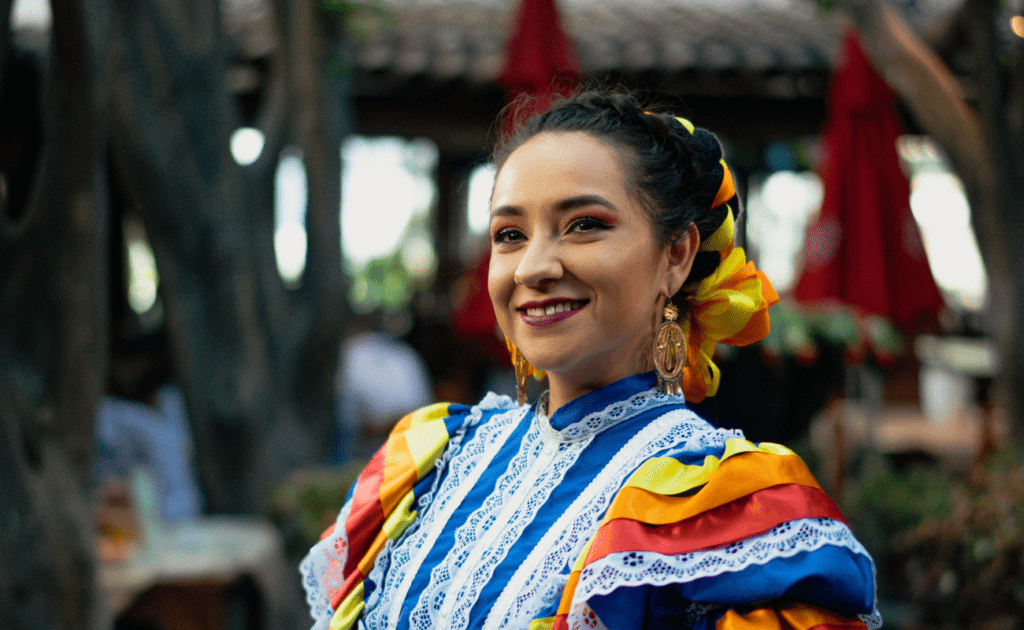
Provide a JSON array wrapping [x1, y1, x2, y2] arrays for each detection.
[[543, 387, 680, 442], [300, 498, 354, 629], [407, 421, 548, 628], [487, 409, 734, 629], [567, 518, 874, 628], [860, 608, 883, 630], [363, 404, 528, 629], [302, 396, 519, 630], [426, 425, 594, 630], [568, 602, 609, 630]]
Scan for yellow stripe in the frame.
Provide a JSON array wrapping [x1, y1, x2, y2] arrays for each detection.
[[382, 489, 418, 541], [675, 116, 695, 133], [624, 439, 794, 496], [755, 441, 795, 456], [699, 206, 735, 252], [403, 418, 451, 479], [409, 402, 452, 426], [528, 617, 556, 630], [722, 438, 761, 460], [572, 536, 595, 571], [605, 450, 820, 525], [625, 455, 720, 496], [329, 582, 365, 630]]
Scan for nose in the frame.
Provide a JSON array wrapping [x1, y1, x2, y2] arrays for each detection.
[[513, 236, 563, 287]]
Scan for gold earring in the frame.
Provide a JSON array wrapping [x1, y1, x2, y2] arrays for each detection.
[[653, 300, 687, 396], [513, 345, 531, 405]]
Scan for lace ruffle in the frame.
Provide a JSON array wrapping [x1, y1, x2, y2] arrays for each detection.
[[567, 518, 874, 628], [300, 498, 354, 629], [545, 388, 680, 442], [488, 410, 737, 629], [419, 425, 593, 630], [363, 404, 528, 629]]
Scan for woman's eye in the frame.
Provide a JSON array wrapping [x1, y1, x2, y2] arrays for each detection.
[[493, 227, 525, 243], [569, 217, 611, 233]]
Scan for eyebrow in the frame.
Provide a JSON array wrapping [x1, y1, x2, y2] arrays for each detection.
[[490, 194, 617, 218]]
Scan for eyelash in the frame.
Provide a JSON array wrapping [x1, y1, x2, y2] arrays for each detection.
[[491, 215, 613, 243], [492, 226, 523, 243], [569, 216, 612, 233]]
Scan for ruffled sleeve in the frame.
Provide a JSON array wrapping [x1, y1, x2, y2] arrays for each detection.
[[545, 439, 879, 630], [299, 401, 471, 630]]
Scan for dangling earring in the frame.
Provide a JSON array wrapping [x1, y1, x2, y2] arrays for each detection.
[[513, 346, 531, 406], [653, 299, 687, 396]]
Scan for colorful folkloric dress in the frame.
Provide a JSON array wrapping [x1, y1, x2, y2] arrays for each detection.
[[301, 372, 880, 630]]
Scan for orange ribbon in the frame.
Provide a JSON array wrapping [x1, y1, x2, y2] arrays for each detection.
[[682, 245, 779, 402]]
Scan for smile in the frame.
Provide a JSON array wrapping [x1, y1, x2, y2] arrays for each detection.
[[518, 300, 588, 326]]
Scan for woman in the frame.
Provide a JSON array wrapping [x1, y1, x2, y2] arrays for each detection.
[[301, 92, 879, 630]]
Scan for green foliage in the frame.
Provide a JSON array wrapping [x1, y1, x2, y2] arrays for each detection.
[[270, 461, 367, 557], [760, 300, 902, 366], [845, 449, 1024, 628]]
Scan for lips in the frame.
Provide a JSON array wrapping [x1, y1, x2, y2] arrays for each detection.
[[518, 299, 588, 326]]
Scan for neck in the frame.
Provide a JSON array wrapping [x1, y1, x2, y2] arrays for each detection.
[[545, 356, 649, 415]]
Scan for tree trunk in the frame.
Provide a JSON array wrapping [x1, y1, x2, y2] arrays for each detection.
[[838, 0, 1024, 445], [107, 0, 345, 514], [0, 0, 109, 626]]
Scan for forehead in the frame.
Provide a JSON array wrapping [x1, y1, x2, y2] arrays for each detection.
[[492, 132, 634, 207]]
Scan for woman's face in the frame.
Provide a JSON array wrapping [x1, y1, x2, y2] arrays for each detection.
[[488, 131, 695, 393]]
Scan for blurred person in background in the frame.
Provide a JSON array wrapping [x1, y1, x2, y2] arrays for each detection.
[[335, 322, 433, 461]]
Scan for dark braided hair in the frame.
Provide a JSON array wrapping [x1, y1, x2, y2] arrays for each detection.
[[492, 90, 735, 289]]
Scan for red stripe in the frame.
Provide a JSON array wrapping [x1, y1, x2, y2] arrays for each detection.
[[552, 614, 568, 630], [330, 563, 366, 610], [588, 484, 844, 562], [343, 444, 388, 576]]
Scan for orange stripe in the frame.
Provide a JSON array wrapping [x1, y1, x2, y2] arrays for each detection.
[[718, 608, 785, 630], [713, 163, 736, 209], [587, 484, 843, 563], [556, 569, 582, 616], [391, 410, 416, 434], [604, 452, 820, 526], [380, 432, 418, 514], [357, 529, 390, 576], [716, 604, 867, 630], [781, 604, 868, 630]]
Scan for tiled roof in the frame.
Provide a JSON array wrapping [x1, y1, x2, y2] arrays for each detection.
[[347, 0, 844, 83]]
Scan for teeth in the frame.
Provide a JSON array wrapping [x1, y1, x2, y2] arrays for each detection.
[[525, 301, 583, 318]]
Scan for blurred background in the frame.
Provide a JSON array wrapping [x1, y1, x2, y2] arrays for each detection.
[[2, 0, 1022, 628]]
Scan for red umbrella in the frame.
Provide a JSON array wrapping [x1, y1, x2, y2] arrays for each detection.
[[794, 30, 944, 333], [498, 0, 581, 135]]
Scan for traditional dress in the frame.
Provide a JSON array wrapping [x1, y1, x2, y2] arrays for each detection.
[[301, 372, 879, 630]]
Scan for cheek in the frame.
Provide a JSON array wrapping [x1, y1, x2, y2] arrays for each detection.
[[487, 255, 514, 317]]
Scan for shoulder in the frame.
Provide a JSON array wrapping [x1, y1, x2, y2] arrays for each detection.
[[386, 393, 521, 441], [554, 438, 876, 628]]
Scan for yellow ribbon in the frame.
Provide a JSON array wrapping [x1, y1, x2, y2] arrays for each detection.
[[682, 207, 779, 402], [667, 117, 778, 401]]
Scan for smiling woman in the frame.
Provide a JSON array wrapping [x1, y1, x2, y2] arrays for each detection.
[[301, 91, 880, 630], [488, 132, 696, 410]]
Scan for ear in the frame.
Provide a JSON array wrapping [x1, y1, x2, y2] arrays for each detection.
[[662, 223, 700, 298]]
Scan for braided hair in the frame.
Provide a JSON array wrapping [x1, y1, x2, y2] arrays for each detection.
[[492, 90, 737, 291]]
